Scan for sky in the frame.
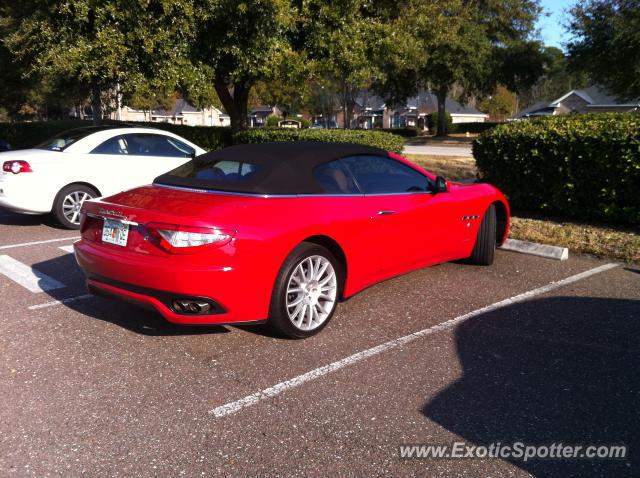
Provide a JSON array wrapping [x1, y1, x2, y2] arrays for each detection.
[[536, 0, 575, 50]]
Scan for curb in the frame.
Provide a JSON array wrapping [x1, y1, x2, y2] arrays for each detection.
[[500, 238, 569, 261]]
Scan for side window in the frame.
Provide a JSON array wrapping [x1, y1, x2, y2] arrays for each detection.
[[313, 159, 360, 194], [91, 136, 129, 155], [120, 134, 194, 158], [341, 155, 430, 194]]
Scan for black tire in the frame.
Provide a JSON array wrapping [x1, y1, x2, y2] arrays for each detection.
[[468, 204, 497, 266], [268, 242, 344, 339], [52, 184, 98, 230]]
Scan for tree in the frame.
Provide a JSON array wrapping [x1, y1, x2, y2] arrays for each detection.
[[518, 47, 589, 111], [493, 40, 547, 112], [423, 4, 492, 136], [124, 84, 176, 122], [0, 36, 90, 121], [0, 40, 39, 119], [373, 0, 542, 136], [2, 0, 195, 125], [567, 0, 640, 100], [478, 85, 517, 121], [251, 52, 314, 118], [190, 0, 297, 133], [296, 1, 371, 128]]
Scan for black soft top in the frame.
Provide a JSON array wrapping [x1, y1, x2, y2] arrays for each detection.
[[154, 141, 390, 195]]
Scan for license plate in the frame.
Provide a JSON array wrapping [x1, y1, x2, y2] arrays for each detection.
[[102, 219, 129, 247]]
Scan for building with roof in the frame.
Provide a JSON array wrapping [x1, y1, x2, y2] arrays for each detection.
[[389, 91, 488, 129], [514, 85, 640, 119], [309, 90, 488, 131], [248, 105, 283, 127], [115, 98, 230, 127]]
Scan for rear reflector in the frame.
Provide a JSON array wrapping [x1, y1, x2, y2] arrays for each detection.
[[3, 160, 32, 174]]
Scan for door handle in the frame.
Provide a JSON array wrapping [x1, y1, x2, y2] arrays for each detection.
[[378, 210, 396, 215]]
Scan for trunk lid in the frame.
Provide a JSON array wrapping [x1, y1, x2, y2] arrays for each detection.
[[80, 184, 262, 255]]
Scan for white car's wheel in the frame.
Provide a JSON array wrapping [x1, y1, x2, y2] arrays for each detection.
[[53, 184, 97, 229]]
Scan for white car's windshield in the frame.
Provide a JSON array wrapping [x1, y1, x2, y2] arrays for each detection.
[[36, 126, 118, 151]]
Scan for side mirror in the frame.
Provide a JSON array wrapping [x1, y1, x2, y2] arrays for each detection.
[[434, 176, 448, 193]]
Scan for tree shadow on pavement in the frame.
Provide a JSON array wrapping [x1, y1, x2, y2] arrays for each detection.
[[423, 296, 639, 477]]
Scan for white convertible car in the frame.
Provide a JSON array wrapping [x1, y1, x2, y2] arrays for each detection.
[[0, 126, 206, 228]]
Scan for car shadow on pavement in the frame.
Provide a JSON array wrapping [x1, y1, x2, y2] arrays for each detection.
[[423, 296, 639, 477], [0, 210, 65, 228], [33, 254, 230, 337]]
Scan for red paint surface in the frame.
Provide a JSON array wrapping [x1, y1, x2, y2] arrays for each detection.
[[75, 153, 510, 324]]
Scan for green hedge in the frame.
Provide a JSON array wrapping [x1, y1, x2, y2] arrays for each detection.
[[234, 128, 405, 154], [427, 112, 453, 133], [473, 113, 640, 225], [0, 120, 233, 151], [0, 120, 404, 154], [453, 122, 501, 134], [381, 127, 419, 137], [0, 120, 92, 149], [127, 122, 231, 151]]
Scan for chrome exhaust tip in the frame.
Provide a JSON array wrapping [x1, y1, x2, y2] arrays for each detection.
[[172, 299, 212, 315]]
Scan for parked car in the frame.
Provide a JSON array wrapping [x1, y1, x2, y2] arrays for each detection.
[[0, 126, 205, 228], [75, 142, 510, 338]]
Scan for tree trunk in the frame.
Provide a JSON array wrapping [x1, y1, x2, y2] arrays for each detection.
[[214, 75, 249, 134], [339, 82, 351, 129], [91, 84, 102, 126], [436, 86, 448, 137], [347, 102, 355, 129]]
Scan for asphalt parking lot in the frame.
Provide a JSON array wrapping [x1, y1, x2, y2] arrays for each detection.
[[1, 209, 638, 477]]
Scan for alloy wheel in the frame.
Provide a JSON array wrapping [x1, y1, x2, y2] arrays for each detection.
[[62, 191, 92, 225], [286, 255, 337, 331]]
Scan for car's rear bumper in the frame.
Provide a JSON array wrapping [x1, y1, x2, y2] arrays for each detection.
[[75, 239, 270, 325], [0, 174, 53, 214], [0, 191, 52, 214], [86, 278, 266, 326]]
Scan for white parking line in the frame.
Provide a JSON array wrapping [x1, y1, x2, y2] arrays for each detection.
[[210, 262, 618, 418], [0, 236, 78, 250], [59, 245, 75, 253], [28, 294, 94, 310], [0, 255, 66, 293]]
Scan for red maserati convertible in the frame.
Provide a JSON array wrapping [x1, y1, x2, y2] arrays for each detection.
[[74, 141, 510, 338]]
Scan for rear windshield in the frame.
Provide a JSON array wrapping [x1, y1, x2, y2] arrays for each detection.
[[155, 159, 265, 192], [36, 127, 104, 151]]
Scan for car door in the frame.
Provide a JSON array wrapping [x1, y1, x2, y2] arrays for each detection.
[[116, 133, 195, 187], [88, 133, 195, 195], [79, 134, 134, 196], [340, 155, 465, 276]]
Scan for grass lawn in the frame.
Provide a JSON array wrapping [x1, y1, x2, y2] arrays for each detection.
[[405, 154, 639, 263], [404, 134, 478, 146], [406, 154, 477, 180]]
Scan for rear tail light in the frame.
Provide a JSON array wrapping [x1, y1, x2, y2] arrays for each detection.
[[3, 160, 32, 174], [146, 223, 234, 253]]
